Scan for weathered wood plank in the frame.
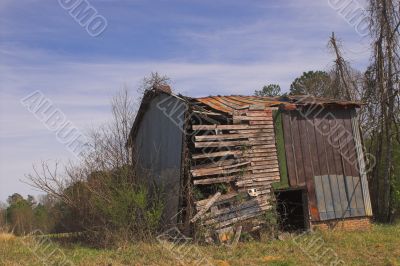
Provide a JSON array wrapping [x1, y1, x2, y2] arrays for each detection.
[[192, 150, 242, 159], [251, 160, 279, 166], [232, 116, 273, 121], [237, 182, 275, 188], [249, 121, 274, 125], [229, 129, 274, 134], [194, 176, 237, 185], [195, 140, 274, 148], [195, 132, 274, 141], [191, 192, 221, 223], [236, 176, 278, 183], [193, 167, 280, 180], [203, 196, 270, 219], [239, 171, 280, 179], [191, 162, 250, 177], [248, 137, 275, 141], [210, 205, 272, 228], [195, 192, 238, 209], [250, 164, 279, 170], [192, 124, 273, 130], [243, 111, 272, 116], [282, 111, 298, 187], [191, 159, 247, 170], [252, 168, 280, 174]]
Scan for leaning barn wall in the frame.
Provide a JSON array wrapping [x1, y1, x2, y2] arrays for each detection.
[[133, 93, 187, 226], [281, 106, 372, 225]]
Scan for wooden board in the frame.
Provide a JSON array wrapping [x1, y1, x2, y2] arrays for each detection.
[[192, 124, 274, 130], [195, 132, 274, 141]]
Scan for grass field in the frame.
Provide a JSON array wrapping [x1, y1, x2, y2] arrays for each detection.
[[0, 223, 399, 266]]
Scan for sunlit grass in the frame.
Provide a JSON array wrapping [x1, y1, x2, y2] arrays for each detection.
[[0, 223, 399, 266]]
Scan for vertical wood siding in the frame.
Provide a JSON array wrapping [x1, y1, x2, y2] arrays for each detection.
[[281, 107, 370, 221]]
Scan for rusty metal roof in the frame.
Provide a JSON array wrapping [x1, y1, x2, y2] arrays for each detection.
[[190, 95, 361, 114]]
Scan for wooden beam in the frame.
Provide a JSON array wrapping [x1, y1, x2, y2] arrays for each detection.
[[191, 162, 250, 177], [195, 192, 238, 209], [194, 132, 273, 141], [195, 140, 275, 148], [191, 192, 221, 223], [191, 150, 242, 159], [232, 116, 273, 121], [191, 159, 246, 170], [193, 176, 237, 185], [192, 124, 273, 130]]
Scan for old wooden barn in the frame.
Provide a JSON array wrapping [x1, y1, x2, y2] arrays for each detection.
[[127, 86, 373, 239]]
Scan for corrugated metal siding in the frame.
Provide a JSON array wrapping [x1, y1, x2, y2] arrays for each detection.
[[133, 93, 187, 226], [281, 107, 369, 221], [314, 175, 365, 220]]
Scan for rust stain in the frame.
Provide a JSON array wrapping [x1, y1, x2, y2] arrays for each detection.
[[194, 95, 361, 114]]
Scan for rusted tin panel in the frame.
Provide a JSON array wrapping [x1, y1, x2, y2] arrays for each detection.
[[314, 175, 366, 220], [193, 95, 362, 115]]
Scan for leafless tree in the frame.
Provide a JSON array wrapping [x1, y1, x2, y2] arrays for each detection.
[[368, 0, 400, 222]]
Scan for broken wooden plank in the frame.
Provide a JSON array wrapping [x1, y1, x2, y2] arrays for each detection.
[[236, 181, 276, 188], [195, 192, 238, 209], [191, 192, 221, 223], [238, 171, 280, 180], [194, 140, 273, 148], [232, 116, 273, 121], [206, 204, 272, 227], [252, 169, 280, 174], [232, 226, 242, 246], [191, 162, 250, 177], [191, 164, 280, 178], [240, 156, 278, 162], [249, 120, 274, 125], [229, 129, 274, 134], [194, 132, 273, 141], [191, 159, 246, 170], [192, 124, 273, 130], [242, 111, 272, 116], [202, 196, 271, 219], [236, 177, 279, 186], [191, 150, 242, 159], [248, 137, 275, 141], [251, 164, 279, 170], [193, 175, 237, 185]]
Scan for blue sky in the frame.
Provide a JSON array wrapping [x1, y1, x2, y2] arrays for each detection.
[[0, 0, 370, 202]]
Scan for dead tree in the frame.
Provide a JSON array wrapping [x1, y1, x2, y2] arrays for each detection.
[[368, 0, 400, 222]]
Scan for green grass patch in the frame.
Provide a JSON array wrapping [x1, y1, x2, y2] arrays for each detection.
[[0, 223, 399, 265]]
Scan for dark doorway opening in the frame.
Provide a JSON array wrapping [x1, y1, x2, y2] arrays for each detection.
[[275, 189, 309, 232]]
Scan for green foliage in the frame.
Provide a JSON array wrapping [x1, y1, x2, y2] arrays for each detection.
[[55, 166, 165, 246], [272, 110, 289, 190], [290, 71, 331, 96], [6, 196, 34, 235], [254, 84, 282, 97], [213, 183, 228, 194]]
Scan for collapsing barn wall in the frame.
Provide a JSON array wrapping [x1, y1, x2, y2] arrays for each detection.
[[132, 93, 187, 227], [188, 106, 281, 238], [280, 106, 372, 223]]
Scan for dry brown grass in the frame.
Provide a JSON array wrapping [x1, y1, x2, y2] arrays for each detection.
[[0, 232, 15, 241], [0, 223, 399, 265]]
